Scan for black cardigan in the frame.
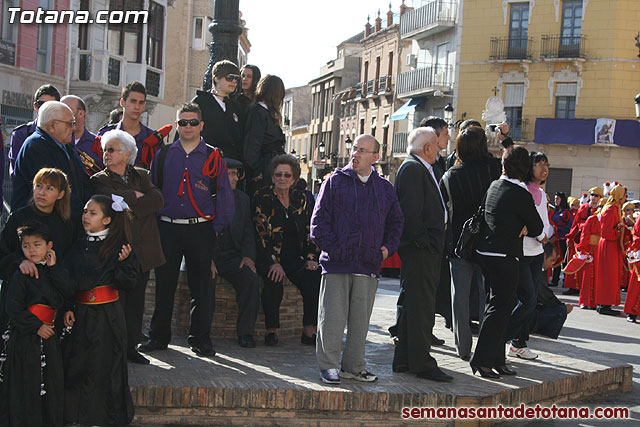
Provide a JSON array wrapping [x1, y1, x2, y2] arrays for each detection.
[[477, 179, 543, 258]]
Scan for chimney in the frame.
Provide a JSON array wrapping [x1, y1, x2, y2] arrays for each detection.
[[387, 3, 394, 27], [365, 15, 371, 37], [400, 0, 407, 17], [375, 9, 382, 32]]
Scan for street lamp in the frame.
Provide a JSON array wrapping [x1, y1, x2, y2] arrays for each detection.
[[345, 136, 353, 151], [319, 141, 326, 159], [291, 149, 296, 155], [635, 93, 640, 123], [444, 103, 454, 126]]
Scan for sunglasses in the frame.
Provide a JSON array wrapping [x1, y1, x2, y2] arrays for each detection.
[[104, 147, 123, 154], [274, 172, 292, 178], [590, 194, 601, 197], [177, 118, 201, 127], [224, 74, 240, 82]]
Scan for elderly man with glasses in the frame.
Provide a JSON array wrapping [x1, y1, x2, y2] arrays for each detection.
[[311, 134, 404, 385], [12, 101, 92, 222]]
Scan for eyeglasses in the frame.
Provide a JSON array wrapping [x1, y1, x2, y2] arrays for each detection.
[[274, 172, 293, 178], [224, 74, 240, 82], [53, 119, 76, 127], [104, 147, 123, 154], [177, 119, 201, 127], [352, 147, 377, 154], [35, 100, 46, 108]]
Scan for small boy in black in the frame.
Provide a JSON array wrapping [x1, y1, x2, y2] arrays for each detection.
[[0, 223, 74, 427]]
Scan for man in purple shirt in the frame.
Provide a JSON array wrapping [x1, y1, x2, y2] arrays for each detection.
[[98, 81, 159, 168], [62, 95, 102, 175], [140, 102, 234, 357], [9, 84, 61, 176]]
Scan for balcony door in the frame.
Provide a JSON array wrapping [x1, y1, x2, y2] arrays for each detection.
[[559, 0, 582, 57], [508, 2, 529, 59]]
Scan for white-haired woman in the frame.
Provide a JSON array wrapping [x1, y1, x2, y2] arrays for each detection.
[[90, 129, 165, 365]]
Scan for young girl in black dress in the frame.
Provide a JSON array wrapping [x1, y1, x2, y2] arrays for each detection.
[[0, 223, 74, 426], [62, 194, 137, 426]]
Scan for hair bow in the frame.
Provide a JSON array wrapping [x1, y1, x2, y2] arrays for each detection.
[[111, 194, 130, 212]]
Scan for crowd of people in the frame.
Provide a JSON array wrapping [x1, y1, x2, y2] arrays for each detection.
[[0, 58, 639, 425]]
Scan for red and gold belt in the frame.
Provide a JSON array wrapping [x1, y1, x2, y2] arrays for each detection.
[[76, 285, 119, 305], [28, 304, 57, 325]]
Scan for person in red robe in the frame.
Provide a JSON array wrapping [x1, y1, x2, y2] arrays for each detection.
[[621, 202, 635, 291], [562, 197, 581, 293], [623, 212, 640, 322], [594, 185, 626, 316], [576, 210, 602, 309]]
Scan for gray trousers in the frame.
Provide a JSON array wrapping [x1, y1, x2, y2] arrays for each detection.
[[450, 257, 485, 358], [316, 273, 378, 372]]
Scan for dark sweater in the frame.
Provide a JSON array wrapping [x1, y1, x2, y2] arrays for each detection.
[[477, 179, 543, 258], [243, 104, 285, 179], [192, 90, 244, 161]]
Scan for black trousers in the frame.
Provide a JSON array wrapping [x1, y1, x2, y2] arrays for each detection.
[[471, 255, 519, 368], [216, 254, 260, 337], [119, 269, 150, 353], [393, 245, 442, 372], [150, 220, 215, 348], [260, 255, 320, 329]]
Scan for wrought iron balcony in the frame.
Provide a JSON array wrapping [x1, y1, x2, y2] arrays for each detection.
[[396, 65, 453, 98], [541, 35, 586, 59], [392, 132, 408, 154], [108, 57, 121, 86], [400, 0, 457, 40], [489, 37, 534, 61], [354, 82, 364, 100], [377, 75, 392, 94], [78, 53, 91, 81], [366, 79, 376, 98]]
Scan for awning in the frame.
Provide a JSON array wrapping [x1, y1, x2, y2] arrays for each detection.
[[391, 97, 425, 121]]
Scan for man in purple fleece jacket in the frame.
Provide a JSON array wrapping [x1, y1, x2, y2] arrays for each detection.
[[311, 135, 404, 385]]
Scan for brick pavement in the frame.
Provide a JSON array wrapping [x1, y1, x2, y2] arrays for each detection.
[[130, 279, 635, 426]]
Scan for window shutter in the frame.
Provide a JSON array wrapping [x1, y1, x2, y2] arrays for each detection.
[[504, 84, 524, 107], [555, 83, 577, 97]]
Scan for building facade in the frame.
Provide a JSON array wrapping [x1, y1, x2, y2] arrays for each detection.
[[457, 0, 640, 198], [282, 85, 311, 182]]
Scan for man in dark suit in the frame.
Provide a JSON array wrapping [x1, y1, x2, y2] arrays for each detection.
[[212, 158, 260, 348], [12, 101, 92, 222], [393, 127, 453, 382]]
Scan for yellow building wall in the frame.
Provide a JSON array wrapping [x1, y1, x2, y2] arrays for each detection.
[[457, 0, 640, 125]]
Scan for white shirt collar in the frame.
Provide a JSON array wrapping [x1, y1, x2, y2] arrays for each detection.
[[87, 228, 109, 241], [500, 174, 528, 191]]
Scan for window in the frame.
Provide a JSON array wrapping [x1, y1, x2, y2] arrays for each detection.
[[304, 136, 308, 157], [388, 51, 394, 76], [36, 0, 53, 73], [329, 87, 335, 116], [560, 0, 582, 57], [108, 0, 143, 62], [360, 118, 365, 135], [546, 167, 573, 199], [375, 56, 380, 90], [504, 83, 525, 140], [147, 1, 164, 69], [193, 17, 204, 49], [78, 0, 90, 49], [508, 2, 529, 59], [555, 96, 576, 119], [363, 61, 369, 83]]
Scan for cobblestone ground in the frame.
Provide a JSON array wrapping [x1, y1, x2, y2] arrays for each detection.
[[129, 277, 638, 425]]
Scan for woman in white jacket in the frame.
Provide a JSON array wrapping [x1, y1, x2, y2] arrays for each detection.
[[506, 152, 554, 361]]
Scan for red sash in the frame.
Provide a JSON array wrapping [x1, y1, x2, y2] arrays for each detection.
[[76, 285, 119, 305], [28, 304, 57, 325]]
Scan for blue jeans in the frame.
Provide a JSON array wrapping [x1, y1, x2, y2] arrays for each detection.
[[507, 253, 544, 347], [450, 257, 485, 358]]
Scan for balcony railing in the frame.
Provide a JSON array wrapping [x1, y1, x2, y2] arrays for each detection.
[[400, 0, 457, 39], [354, 82, 364, 100], [108, 57, 121, 86], [396, 65, 453, 98], [366, 79, 376, 97], [392, 132, 409, 154], [78, 53, 91, 81], [489, 37, 534, 61], [377, 75, 392, 94], [541, 35, 586, 59], [146, 69, 161, 97]]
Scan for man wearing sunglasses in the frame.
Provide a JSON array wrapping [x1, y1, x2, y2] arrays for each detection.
[[141, 102, 234, 358], [12, 101, 92, 222], [311, 135, 404, 384], [9, 84, 61, 177], [99, 81, 161, 168], [191, 60, 244, 163]]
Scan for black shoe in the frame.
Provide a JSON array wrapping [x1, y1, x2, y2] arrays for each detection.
[[597, 305, 620, 316], [301, 332, 316, 346], [265, 332, 278, 346], [392, 363, 409, 373], [627, 314, 637, 323], [416, 367, 453, 382], [431, 334, 445, 346], [191, 344, 216, 357], [127, 350, 150, 365], [563, 288, 580, 296], [494, 365, 517, 376], [138, 340, 167, 353], [471, 365, 500, 379], [238, 335, 256, 348]]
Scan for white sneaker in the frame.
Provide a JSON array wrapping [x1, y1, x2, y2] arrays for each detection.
[[340, 369, 378, 382], [508, 344, 538, 360]]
